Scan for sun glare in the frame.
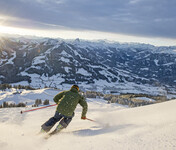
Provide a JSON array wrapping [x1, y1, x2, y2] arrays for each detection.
[[0, 25, 175, 46], [0, 25, 15, 34], [0, 25, 35, 36]]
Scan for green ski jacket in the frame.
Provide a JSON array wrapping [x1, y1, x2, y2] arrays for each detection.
[[53, 88, 88, 117]]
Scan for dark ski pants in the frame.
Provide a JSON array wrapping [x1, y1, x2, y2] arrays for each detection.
[[41, 111, 74, 132]]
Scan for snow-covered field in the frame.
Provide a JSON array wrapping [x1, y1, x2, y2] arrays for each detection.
[[0, 89, 176, 150]]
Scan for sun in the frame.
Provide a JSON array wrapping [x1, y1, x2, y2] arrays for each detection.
[[0, 25, 22, 35], [0, 25, 26, 35], [0, 24, 56, 38]]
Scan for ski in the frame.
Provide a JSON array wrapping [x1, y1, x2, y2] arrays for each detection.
[[44, 130, 60, 139], [44, 125, 64, 139]]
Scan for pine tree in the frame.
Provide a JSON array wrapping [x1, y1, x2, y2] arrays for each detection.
[[35, 99, 42, 106], [3, 102, 9, 108], [43, 99, 50, 105]]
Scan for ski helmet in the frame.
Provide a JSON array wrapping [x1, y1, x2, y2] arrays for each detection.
[[71, 85, 79, 91]]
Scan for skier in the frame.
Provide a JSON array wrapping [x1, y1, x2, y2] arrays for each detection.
[[41, 85, 88, 135]]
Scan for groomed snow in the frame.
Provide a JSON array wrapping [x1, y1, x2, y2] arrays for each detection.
[[0, 89, 176, 150]]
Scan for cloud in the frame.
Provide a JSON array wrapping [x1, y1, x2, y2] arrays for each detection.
[[129, 0, 143, 4], [0, 0, 176, 39]]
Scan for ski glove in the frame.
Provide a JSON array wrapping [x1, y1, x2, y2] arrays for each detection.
[[81, 116, 86, 120]]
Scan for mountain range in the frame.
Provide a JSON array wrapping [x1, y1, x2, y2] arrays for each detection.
[[0, 36, 176, 95]]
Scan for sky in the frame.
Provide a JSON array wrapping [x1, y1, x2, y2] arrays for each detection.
[[0, 0, 176, 46]]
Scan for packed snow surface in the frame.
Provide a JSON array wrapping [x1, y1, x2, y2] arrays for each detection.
[[0, 89, 176, 150]]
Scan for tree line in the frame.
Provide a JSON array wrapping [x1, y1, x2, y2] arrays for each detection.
[[0, 102, 26, 108], [0, 84, 35, 90], [83, 91, 168, 107], [0, 99, 50, 108], [32, 99, 50, 107]]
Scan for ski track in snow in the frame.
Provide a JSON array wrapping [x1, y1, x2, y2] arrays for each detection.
[[0, 89, 176, 150]]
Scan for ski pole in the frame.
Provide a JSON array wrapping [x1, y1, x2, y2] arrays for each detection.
[[86, 118, 96, 122], [20, 104, 57, 114]]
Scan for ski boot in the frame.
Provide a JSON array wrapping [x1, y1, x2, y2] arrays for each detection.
[[39, 128, 47, 134], [49, 124, 64, 135]]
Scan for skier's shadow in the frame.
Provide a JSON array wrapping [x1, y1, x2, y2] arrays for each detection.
[[72, 124, 133, 136]]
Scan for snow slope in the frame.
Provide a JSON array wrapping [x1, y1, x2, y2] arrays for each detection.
[[0, 88, 60, 105], [0, 89, 176, 150]]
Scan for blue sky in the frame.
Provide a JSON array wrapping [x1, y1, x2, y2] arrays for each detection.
[[0, 0, 176, 46]]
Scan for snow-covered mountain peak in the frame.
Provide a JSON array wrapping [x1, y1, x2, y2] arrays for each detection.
[[0, 36, 176, 94]]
